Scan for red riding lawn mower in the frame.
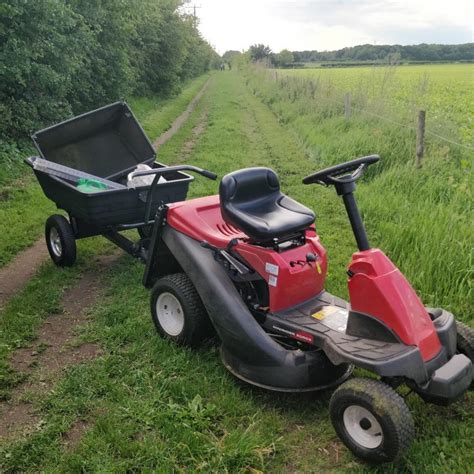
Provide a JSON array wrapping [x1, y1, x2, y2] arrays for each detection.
[[144, 155, 473, 464], [29, 106, 472, 464]]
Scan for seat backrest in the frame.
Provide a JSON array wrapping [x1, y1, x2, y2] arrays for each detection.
[[220, 167, 315, 242], [219, 167, 280, 209]]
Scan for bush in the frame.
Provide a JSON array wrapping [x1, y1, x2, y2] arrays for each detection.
[[0, 0, 219, 140]]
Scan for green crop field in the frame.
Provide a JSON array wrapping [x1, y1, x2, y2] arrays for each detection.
[[264, 64, 474, 146], [0, 70, 473, 472]]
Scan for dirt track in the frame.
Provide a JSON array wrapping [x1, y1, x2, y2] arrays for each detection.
[[0, 253, 119, 440], [0, 80, 210, 443], [0, 240, 48, 311], [153, 78, 211, 149]]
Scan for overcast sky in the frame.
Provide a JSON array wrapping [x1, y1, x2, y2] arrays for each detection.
[[188, 0, 474, 54]]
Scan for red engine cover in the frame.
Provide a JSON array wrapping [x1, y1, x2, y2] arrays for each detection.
[[235, 231, 327, 312], [348, 249, 441, 361], [167, 195, 327, 312]]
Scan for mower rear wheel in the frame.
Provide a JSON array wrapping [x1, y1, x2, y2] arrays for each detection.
[[329, 378, 414, 463], [456, 321, 474, 363], [45, 214, 76, 267], [150, 273, 212, 347]]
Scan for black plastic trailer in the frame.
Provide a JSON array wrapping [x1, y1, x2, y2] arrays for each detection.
[[26, 101, 215, 266]]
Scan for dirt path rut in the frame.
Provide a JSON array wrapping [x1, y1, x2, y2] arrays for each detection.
[[0, 240, 48, 311], [0, 76, 212, 446], [0, 253, 119, 440], [153, 78, 211, 149]]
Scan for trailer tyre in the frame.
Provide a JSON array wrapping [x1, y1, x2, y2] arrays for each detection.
[[329, 378, 414, 463], [45, 215, 76, 267], [456, 321, 474, 365], [151, 273, 212, 347]]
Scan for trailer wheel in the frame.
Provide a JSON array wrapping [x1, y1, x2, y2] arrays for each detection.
[[150, 273, 212, 347], [329, 378, 414, 463], [456, 321, 474, 364], [45, 214, 76, 267]]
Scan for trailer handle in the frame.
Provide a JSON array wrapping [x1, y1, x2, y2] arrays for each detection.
[[139, 165, 218, 225], [129, 165, 217, 181]]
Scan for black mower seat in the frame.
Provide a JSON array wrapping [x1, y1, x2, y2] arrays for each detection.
[[219, 167, 315, 241]]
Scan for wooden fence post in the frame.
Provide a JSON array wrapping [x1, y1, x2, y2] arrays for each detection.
[[416, 110, 426, 168], [344, 92, 352, 120]]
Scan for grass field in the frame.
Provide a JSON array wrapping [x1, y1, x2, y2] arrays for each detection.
[[267, 63, 474, 146], [246, 63, 473, 322], [0, 71, 473, 472]]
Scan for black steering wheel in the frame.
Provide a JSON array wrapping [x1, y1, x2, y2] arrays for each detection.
[[302, 155, 380, 186]]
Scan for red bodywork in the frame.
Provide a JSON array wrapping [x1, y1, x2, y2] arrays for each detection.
[[348, 249, 441, 361], [167, 196, 327, 312], [167, 195, 441, 360]]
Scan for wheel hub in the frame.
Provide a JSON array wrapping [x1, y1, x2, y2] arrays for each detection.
[[49, 227, 62, 257], [359, 417, 372, 430], [343, 405, 383, 449], [156, 292, 184, 336]]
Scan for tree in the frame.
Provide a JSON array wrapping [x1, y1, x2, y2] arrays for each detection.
[[249, 44, 272, 61], [0, 0, 218, 139], [0, 0, 89, 138], [223, 50, 242, 69], [274, 49, 294, 67]]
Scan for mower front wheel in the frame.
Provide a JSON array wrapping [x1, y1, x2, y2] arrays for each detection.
[[456, 321, 474, 363], [45, 214, 77, 267], [150, 273, 212, 347], [329, 377, 414, 463]]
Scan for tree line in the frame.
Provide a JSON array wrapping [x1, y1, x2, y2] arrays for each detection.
[[223, 43, 473, 69], [0, 0, 219, 140], [293, 43, 474, 63]]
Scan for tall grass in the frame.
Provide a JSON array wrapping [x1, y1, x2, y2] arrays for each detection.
[[245, 65, 473, 322]]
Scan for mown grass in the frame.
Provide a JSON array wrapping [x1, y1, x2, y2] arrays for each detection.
[[1, 72, 472, 473], [0, 238, 114, 400]]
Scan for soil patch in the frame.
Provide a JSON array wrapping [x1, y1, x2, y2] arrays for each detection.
[[153, 78, 211, 150], [0, 253, 119, 440], [0, 239, 48, 310], [0, 189, 10, 202], [62, 419, 90, 449], [176, 110, 209, 162]]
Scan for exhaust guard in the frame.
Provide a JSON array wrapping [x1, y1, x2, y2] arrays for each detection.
[[162, 227, 352, 391]]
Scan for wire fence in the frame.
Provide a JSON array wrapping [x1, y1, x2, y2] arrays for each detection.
[[258, 69, 474, 154]]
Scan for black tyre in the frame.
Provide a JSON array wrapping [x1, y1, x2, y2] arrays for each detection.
[[456, 321, 474, 363], [45, 214, 77, 267], [329, 378, 414, 463], [150, 273, 212, 347], [138, 225, 153, 240]]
